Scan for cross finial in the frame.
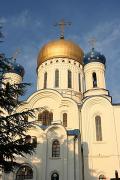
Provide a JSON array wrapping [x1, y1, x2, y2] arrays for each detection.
[[88, 37, 96, 49], [54, 19, 71, 39], [12, 48, 21, 62]]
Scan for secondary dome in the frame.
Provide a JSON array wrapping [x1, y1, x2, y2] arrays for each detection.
[[0, 54, 25, 78], [84, 48, 106, 65], [37, 38, 84, 67]]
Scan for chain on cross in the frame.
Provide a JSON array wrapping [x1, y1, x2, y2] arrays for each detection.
[[88, 37, 96, 49], [54, 19, 71, 38]]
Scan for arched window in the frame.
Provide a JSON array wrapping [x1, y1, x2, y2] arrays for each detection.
[[63, 113, 67, 127], [55, 69, 59, 87], [44, 72, 47, 89], [92, 72, 97, 87], [16, 165, 33, 180], [78, 73, 81, 91], [99, 174, 106, 179], [51, 172, 59, 180], [38, 110, 53, 126], [68, 70, 72, 88], [95, 116, 102, 141], [52, 140, 60, 157]]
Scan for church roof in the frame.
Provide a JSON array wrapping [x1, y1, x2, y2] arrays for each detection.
[[37, 38, 84, 67], [83, 48, 106, 65], [0, 54, 25, 77]]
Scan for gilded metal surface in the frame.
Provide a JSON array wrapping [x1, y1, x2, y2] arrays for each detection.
[[37, 39, 84, 67]]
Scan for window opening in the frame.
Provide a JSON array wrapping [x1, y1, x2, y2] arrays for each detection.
[[95, 116, 102, 141], [51, 172, 59, 180], [52, 140, 60, 157], [44, 72, 47, 89], [78, 73, 81, 91], [16, 165, 33, 180], [55, 69, 59, 87], [99, 174, 106, 179], [68, 70, 72, 88], [63, 113, 67, 127], [38, 111, 53, 126], [92, 72, 97, 87]]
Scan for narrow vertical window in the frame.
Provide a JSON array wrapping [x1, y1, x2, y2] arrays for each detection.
[[52, 140, 60, 157], [55, 69, 59, 87], [51, 172, 59, 180], [95, 116, 102, 141], [78, 73, 81, 91], [44, 72, 47, 89], [68, 70, 72, 88], [63, 113, 67, 127], [92, 72, 97, 87]]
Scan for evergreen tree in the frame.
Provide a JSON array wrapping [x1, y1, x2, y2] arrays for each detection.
[[0, 27, 39, 172]]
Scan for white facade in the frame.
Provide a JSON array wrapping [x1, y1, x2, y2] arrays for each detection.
[[3, 38, 120, 180]]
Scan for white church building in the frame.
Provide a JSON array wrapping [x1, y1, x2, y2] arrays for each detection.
[[2, 31, 120, 180]]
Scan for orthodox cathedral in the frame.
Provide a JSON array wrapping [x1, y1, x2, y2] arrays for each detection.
[[2, 23, 120, 180]]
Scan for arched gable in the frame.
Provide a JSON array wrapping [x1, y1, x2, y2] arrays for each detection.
[[16, 89, 77, 111], [45, 124, 67, 139], [16, 89, 79, 129]]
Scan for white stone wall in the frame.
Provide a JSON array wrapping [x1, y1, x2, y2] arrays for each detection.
[[12, 90, 82, 180], [81, 96, 120, 179], [84, 62, 106, 91], [37, 58, 83, 102], [17, 90, 79, 130]]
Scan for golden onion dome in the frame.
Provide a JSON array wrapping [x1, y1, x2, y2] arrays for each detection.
[[37, 38, 84, 67]]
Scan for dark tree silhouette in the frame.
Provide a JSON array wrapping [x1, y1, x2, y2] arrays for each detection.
[[0, 27, 39, 172]]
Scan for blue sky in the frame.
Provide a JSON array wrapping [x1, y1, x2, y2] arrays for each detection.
[[0, 0, 120, 103]]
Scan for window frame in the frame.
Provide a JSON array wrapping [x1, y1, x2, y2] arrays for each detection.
[[95, 115, 102, 141], [38, 110, 53, 126], [51, 172, 59, 180], [52, 139, 60, 158], [16, 165, 33, 180], [55, 69, 59, 88], [63, 113, 67, 127], [44, 72, 47, 89], [78, 73, 81, 92], [68, 70, 72, 88], [92, 72, 97, 88]]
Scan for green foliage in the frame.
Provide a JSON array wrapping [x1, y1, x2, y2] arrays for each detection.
[[0, 54, 37, 172]]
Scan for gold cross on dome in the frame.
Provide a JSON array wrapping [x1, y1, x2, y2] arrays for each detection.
[[54, 19, 71, 38], [88, 37, 96, 49]]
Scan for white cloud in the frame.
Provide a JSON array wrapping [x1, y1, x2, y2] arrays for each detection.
[[1, 12, 120, 102], [1, 10, 43, 30], [69, 19, 120, 103], [85, 20, 120, 103]]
